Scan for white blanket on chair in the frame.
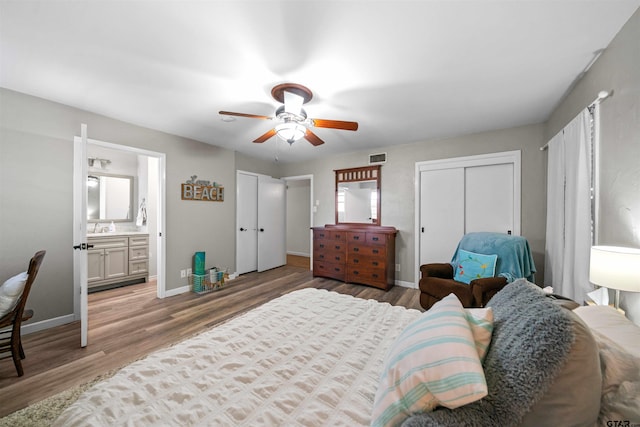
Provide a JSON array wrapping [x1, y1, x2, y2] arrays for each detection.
[[54, 288, 421, 426]]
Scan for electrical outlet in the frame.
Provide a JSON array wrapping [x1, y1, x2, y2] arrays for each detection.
[[180, 269, 186, 278], [395, 264, 401, 272]]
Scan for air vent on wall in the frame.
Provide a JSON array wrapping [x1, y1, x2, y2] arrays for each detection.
[[368, 152, 387, 165]]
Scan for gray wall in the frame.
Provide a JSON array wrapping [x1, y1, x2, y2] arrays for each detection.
[[0, 88, 238, 323], [546, 8, 640, 323], [278, 123, 547, 286]]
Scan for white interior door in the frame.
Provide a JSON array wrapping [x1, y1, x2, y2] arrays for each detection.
[[72, 125, 89, 347], [236, 172, 258, 274], [258, 175, 286, 272], [419, 168, 465, 264]]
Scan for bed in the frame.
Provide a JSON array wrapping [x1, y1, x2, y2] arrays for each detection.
[[53, 284, 640, 427], [53, 288, 422, 426]]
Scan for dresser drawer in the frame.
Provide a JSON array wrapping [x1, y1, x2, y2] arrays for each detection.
[[314, 248, 346, 265], [313, 261, 346, 281], [346, 267, 388, 288], [314, 229, 347, 242], [347, 243, 386, 258], [366, 232, 386, 245], [314, 240, 346, 253], [348, 254, 387, 270], [347, 232, 366, 243]]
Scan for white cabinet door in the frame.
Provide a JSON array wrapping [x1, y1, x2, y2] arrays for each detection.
[[257, 175, 286, 272], [105, 246, 128, 280], [87, 249, 104, 283]]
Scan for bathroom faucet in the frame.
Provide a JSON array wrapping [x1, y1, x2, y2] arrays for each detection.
[[93, 223, 101, 233]]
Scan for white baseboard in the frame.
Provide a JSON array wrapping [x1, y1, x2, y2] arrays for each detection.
[[287, 251, 310, 257], [395, 279, 418, 289], [165, 285, 190, 297], [22, 314, 76, 335]]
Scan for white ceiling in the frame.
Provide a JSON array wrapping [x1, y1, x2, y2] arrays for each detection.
[[1, 1, 638, 163]]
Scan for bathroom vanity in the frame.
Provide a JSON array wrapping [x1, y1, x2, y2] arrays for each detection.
[[87, 232, 149, 292]]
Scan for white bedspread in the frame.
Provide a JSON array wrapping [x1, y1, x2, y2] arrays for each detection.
[[54, 288, 421, 426]]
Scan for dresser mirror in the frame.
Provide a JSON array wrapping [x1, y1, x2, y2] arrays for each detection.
[[87, 173, 134, 222], [335, 165, 381, 225]]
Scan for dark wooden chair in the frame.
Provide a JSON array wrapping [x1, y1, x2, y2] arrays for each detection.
[[0, 250, 46, 376]]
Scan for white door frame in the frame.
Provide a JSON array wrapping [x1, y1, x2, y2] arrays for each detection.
[[73, 137, 166, 345], [282, 174, 314, 267], [414, 150, 521, 285]]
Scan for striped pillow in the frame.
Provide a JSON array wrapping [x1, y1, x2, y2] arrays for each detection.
[[371, 294, 488, 427], [465, 307, 494, 362]]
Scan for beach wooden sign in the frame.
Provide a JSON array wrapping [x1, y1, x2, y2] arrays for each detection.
[[181, 175, 224, 202]]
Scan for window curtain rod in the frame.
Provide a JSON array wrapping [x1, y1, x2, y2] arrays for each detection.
[[539, 90, 613, 151]]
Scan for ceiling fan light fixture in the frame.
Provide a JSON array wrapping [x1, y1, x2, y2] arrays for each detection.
[[275, 122, 306, 145]]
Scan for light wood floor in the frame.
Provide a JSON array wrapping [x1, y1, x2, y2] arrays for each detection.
[[0, 263, 421, 417]]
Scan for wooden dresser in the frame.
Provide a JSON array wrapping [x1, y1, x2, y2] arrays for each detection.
[[312, 224, 397, 290]]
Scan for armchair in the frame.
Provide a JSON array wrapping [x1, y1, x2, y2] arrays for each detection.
[[419, 232, 536, 309]]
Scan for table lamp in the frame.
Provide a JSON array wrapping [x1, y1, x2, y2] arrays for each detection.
[[589, 245, 640, 309]]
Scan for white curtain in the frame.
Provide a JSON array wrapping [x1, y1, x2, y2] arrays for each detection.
[[544, 109, 592, 301]]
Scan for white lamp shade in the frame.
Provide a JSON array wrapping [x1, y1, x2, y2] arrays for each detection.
[[589, 245, 640, 292], [275, 123, 306, 143]]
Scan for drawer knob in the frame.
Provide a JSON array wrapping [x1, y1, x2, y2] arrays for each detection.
[[335, 245, 341, 250], [353, 236, 360, 240], [373, 249, 379, 254], [372, 237, 379, 241], [353, 247, 359, 252], [353, 259, 359, 263]]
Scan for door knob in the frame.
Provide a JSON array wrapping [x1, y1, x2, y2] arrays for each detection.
[[259, 228, 265, 232], [240, 227, 246, 231]]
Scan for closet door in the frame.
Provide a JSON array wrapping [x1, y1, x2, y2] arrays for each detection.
[[419, 168, 465, 264], [465, 163, 514, 234], [257, 176, 286, 272], [236, 173, 258, 274], [417, 151, 520, 269]]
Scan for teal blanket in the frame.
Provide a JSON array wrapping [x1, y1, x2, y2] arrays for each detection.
[[450, 232, 536, 282]]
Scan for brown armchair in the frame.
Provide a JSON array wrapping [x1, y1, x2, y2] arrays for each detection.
[[419, 232, 536, 310], [419, 263, 507, 309]]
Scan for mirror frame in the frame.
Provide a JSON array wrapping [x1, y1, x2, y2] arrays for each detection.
[[87, 172, 135, 223], [335, 165, 381, 226]]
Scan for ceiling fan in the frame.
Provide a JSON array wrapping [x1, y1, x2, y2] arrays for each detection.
[[219, 83, 358, 146]]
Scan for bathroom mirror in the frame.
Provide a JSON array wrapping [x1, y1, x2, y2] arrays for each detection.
[[335, 165, 381, 225], [87, 173, 134, 222]]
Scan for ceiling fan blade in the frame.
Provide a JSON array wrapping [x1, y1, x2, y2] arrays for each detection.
[[284, 91, 304, 116], [253, 128, 277, 143], [311, 118, 358, 131], [219, 111, 273, 120], [304, 129, 325, 146]]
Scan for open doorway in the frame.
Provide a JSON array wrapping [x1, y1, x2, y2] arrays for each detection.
[[74, 136, 166, 347], [283, 175, 313, 270]]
